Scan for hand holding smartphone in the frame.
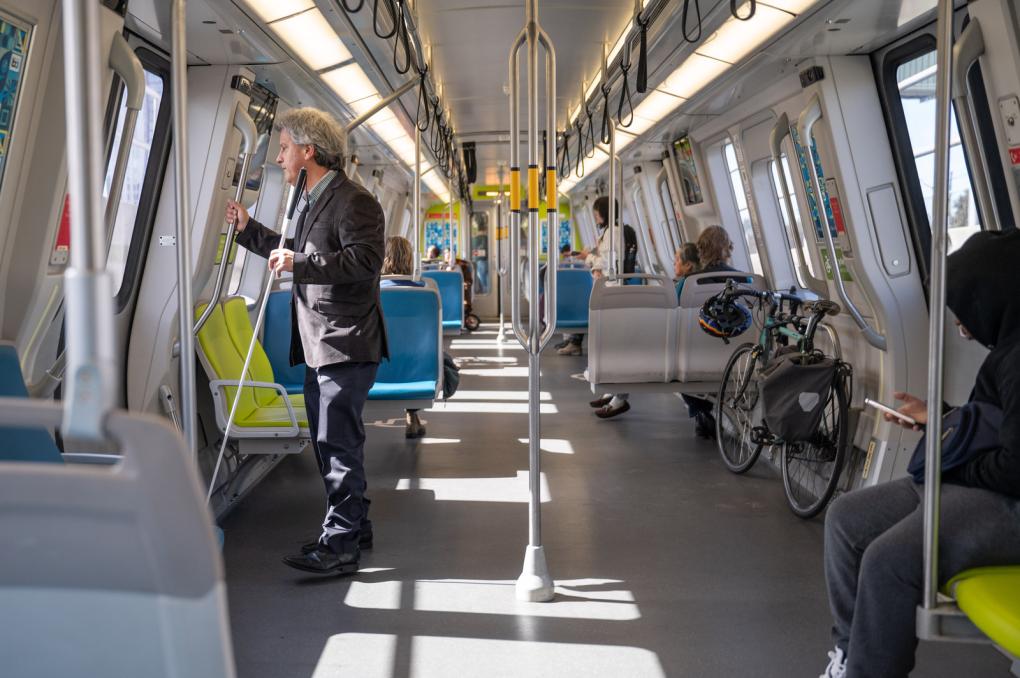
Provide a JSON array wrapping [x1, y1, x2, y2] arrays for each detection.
[[865, 397, 918, 427]]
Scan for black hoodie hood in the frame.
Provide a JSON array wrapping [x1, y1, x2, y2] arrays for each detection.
[[946, 230, 1020, 349]]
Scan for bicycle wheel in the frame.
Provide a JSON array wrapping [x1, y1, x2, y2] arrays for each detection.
[[715, 343, 764, 474], [781, 377, 849, 519]]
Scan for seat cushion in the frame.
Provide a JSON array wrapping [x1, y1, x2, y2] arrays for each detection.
[[949, 566, 1020, 657], [556, 319, 589, 329], [0, 343, 63, 463], [368, 380, 437, 400]]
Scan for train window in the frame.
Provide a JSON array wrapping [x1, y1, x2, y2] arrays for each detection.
[[105, 61, 168, 303], [894, 50, 981, 253], [769, 155, 818, 285], [722, 140, 763, 275]]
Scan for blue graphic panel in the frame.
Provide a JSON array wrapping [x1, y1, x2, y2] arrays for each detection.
[[424, 219, 458, 257], [789, 125, 837, 241], [0, 16, 30, 188]]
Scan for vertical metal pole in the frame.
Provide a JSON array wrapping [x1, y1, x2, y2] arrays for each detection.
[[172, 0, 197, 458], [448, 175, 454, 265], [608, 123, 618, 279], [414, 126, 422, 280], [510, 0, 554, 603], [497, 164, 507, 342], [61, 0, 117, 442], [922, 0, 954, 613]]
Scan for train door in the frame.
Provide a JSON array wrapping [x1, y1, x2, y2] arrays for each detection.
[[470, 207, 496, 317]]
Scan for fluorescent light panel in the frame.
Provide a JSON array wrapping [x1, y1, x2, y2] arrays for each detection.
[[695, 4, 795, 65], [244, 0, 313, 23], [322, 62, 378, 105], [272, 9, 352, 71]]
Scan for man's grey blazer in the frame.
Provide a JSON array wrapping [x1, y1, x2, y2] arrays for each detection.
[[236, 170, 389, 368]]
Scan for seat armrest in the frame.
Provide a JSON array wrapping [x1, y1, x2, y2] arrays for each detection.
[[208, 379, 299, 437]]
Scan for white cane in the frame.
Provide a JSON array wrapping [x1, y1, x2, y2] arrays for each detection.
[[207, 167, 308, 502]]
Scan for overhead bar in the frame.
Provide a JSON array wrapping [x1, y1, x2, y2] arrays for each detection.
[[344, 77, 419, 133]]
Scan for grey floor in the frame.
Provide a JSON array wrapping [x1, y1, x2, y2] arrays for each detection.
[[223, 327, 1013, 677]]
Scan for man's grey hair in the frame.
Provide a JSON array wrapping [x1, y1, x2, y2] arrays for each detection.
[[276, 107, 347, 171]]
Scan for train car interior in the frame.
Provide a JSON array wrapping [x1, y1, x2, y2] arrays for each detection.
[[1, 0, 1020, 676]]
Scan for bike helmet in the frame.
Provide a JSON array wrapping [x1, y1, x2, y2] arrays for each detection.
[[699, 294, 753, 340]]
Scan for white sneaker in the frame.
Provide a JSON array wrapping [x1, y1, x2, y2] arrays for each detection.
[[819, 647, 846, 678]]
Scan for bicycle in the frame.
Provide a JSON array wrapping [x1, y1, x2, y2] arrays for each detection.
[[711, 281, 850, 519]]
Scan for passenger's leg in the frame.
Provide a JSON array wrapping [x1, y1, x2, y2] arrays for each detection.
[[824, 478, 919, 659], [313, 361, 380, 555], [303, 365, 324, 475], [683, 394, 716, 438], [844, 481, 1020, 678]]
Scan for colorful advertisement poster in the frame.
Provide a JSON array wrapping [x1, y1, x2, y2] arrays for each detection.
[[0, 15, 30, 188]]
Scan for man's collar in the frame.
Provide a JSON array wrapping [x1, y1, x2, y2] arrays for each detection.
[[305, 169, 338, 206]]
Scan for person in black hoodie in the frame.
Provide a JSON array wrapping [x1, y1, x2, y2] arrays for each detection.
[[818, 230, 1020, 678]]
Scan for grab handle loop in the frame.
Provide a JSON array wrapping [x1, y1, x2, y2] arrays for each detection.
[[731, 0, 756, 21]]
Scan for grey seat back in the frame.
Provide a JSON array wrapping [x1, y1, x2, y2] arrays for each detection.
[[0, 399, 236, 678], [587, 275, 678, 384], [676, 271, 768, 382]]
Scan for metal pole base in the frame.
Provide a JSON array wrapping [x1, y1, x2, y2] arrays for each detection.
[[516, 545, 554, 602]]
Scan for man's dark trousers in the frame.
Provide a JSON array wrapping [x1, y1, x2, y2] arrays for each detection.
[[304, 361, 379, 555]]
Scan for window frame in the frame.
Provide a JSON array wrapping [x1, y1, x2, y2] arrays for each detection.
[[112, 46, 172, 313], [873, 16, 1011, 288]]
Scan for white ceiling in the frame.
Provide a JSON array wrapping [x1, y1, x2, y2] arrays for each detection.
[[125, 0, 941, 187]]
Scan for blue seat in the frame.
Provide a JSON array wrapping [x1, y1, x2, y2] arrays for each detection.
[[556, 268, 594, 331], [263, 291, 305, 394], [370, 287, 442, 403], [422, 270, 464, 334], [0, 342, 63, 463]]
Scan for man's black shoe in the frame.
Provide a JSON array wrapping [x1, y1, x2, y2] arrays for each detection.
[[694, 412, 717, 439], [595, 400, 630, 419], [301, 529, 373, 554], [283, 546, 359, 575], [589, 395, 613, 408]]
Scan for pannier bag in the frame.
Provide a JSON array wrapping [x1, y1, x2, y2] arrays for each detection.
[[760, 351, 839, 442], [906, 400, 1003, 483]]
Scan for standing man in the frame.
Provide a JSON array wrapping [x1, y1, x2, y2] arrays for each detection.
[[226, 108, 387, 576]]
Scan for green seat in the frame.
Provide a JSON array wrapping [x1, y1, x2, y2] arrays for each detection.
[[194, 300, 307, 434], [948, 566, 1020, 657]]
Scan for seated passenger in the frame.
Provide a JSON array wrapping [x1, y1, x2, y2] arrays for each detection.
[[819, 230, 1020, 678], [381, 236, 427, 438], [582, 197, 639, 420], [562, 196, 637, 359], [673, 242, 701, 300], [684, 226, 737, 438]]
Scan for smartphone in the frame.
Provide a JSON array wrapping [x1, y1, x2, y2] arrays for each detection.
[[864, 397, 918, 426]]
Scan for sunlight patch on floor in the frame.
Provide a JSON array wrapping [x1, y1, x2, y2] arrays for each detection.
[[395, 470, 550, 503], [450, 389, 551, 401], [518, 437, 575, 454], [458, 366, 530, 377], [312, 633, 665, 678], [412, 578, 640, 620], [427, 402, 557, 414]]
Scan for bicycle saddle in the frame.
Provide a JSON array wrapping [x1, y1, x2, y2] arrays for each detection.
[[804, 299, 841, 316]]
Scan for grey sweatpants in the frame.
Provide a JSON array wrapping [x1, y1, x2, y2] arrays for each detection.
[[824, 477, 1020, 678]]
